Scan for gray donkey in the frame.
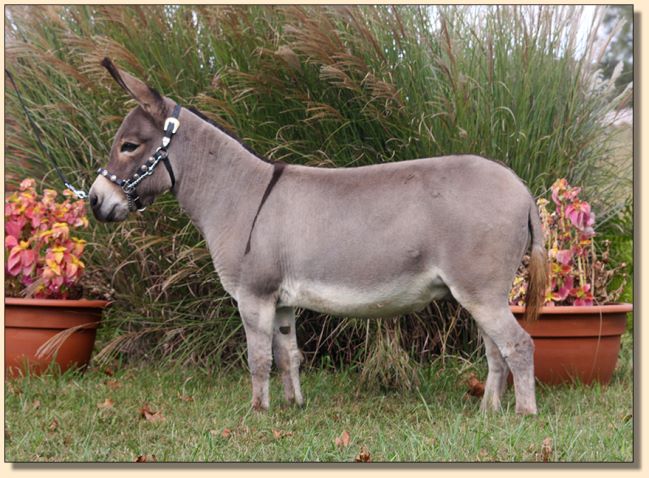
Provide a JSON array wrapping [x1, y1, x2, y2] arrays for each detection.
[[90, 59, 547, 415]]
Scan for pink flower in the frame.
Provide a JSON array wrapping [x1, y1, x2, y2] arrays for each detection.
[[5, 217, 26, 238], [556, 249, 573, 266], [551, 274, 574, 302], [566, 200, 595, 237], [5, 178, 89, 299], [571, 283, 594, 306], [19, 178, 36, 191], [69, 238, 86, 256], [6, 235, 18, 249], [7, 241, 36, 277]]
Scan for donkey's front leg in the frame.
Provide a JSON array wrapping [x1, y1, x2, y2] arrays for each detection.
[[239, 298, 275, 411], [273, 307, 304, 406]]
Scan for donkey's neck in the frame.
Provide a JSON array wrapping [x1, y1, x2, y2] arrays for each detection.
[[170, 109, 274, 293]]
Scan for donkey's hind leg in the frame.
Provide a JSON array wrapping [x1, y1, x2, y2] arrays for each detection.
[[458, 298, 536, 415], [273, 307, 304, 406], [479, 329, 510, 412]]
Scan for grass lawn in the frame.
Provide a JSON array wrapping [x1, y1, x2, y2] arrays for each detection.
[[4, 333, 633, 463]]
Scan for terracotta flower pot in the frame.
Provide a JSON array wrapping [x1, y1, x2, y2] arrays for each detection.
[[510, 303, 632, 385], [5, 297, 109, 377]]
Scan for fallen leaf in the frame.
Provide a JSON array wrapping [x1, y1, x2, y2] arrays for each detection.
[[466, 372, 485, 398], [135, 454, 157, 462], [103, 367, 115, 377], [272, 429, 293, 440], [221, 428, 232, 439], [335, 430, 351, 448], [105, 379, 122, 390], [97, 398, 115, 409], [139, 404, 165, 423], [32, 399, 41, 410], [178, 393, 194, 402], [540, 437, 553, 462], [354, 445, 371, 463], [48, 418, 59, 433]]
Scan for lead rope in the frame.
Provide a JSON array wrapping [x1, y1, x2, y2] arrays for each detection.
[[5, 68, 88, 200]]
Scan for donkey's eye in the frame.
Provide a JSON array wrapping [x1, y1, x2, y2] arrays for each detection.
[[120, 142, 139, 153]]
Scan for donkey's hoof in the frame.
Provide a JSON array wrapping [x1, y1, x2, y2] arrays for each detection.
[[252, 399, 269, 412], [515, 405, 538, 416], [479, 400, 501, 413]]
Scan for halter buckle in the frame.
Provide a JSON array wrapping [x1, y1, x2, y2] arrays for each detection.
[[164, 117, 180, 134]]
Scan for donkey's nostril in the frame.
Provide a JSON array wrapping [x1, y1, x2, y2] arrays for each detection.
[[89, 193, 99, 208]]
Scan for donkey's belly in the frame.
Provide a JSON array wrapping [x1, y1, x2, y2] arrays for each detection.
[[278, 272, 450, 318]]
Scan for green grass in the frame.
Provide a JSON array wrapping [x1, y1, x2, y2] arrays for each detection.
[[5, 333, 633, 463]]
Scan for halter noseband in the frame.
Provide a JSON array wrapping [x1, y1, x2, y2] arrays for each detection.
[[97, 104, 181, 212]]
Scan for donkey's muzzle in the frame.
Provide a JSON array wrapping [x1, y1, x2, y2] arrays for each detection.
[[89, 176, 129, 223]]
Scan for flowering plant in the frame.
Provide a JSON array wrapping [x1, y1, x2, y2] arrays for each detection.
[[5, 179, 89, 299], [510, 178, 626, 307]]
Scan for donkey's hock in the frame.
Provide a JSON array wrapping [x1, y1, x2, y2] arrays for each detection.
[[92, 58, 547, 415]]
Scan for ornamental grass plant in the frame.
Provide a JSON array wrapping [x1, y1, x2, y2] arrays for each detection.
[[4, 5, 632, 378]]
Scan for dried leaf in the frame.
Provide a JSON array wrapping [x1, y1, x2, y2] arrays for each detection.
[[32, 399, 41, 410], [97, 398, 115, 409], [221, 428, 232, 439], [335, 430, 351, 448], [178, 393, 194, 402], [103, 367, 115, 377], [105, 379, 122, 390], [354, 445, 371, 463], [540, 437, 553, 462], [48, 418, 59, 432], [466, 372, 485, 398], [139, 404, 165, 423], [272, 429, 293, 440], [135, 454, 157, 462]]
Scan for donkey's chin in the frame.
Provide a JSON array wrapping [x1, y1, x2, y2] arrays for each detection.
[[93, 202, 130, 223]]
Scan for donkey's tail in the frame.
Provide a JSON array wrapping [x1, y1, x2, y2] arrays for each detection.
[[523, 197, 548, 322]]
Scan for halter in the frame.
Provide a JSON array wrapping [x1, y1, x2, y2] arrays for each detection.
[[97, 104, 181, 211]]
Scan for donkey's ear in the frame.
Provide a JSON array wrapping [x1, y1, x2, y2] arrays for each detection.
[[101, 57, 167, 121]]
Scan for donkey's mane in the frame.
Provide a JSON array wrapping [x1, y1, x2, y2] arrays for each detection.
[[187, 107, 274, 165]]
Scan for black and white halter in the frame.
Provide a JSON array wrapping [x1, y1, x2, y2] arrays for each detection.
[[96, 104, 181, 211]]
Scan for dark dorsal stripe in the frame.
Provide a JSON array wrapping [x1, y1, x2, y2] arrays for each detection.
[[244, 162, 286, 255], [186, 107, 286, 255]]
